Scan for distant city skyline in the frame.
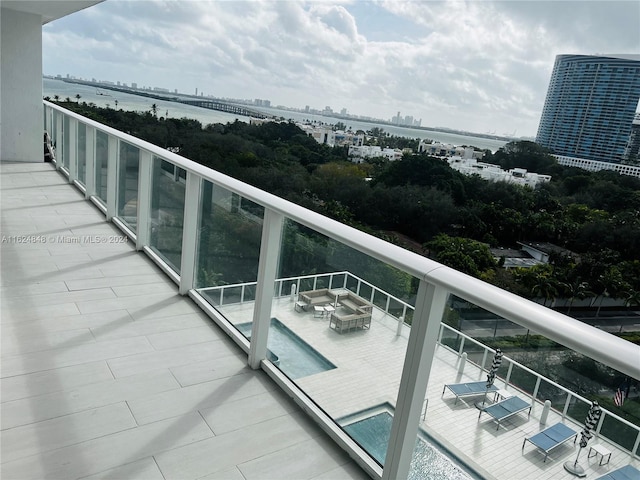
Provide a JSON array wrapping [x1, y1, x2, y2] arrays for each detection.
[[42, 1, 640, 137]]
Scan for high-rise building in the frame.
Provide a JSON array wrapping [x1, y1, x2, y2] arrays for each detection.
[[536, 54, 640, 163]]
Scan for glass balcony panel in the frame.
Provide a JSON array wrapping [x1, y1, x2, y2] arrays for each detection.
[[77, 123, 86, 185], [95, 131, 108, 203], [117, 141, 140, 232], [195, 180, 264, 328], [535, 378, 568, 409], [149, 158, 185, 273], [505, 363, 538, 398], [440, 326, 464, 354], [600, 414, 638, 453], [271, 218, 416, 466]]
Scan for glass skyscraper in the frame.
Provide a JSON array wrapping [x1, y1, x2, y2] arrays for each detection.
[[536, 54, 640, 163]]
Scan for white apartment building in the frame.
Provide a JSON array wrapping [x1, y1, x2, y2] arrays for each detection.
[[418, 140, 484, 159], [348, 145, 404, 162], [554, 154, 640, 178], [447, 157, 552, 187]]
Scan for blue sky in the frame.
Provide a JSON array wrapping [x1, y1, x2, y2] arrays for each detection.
[[43, 0, 640, 137]]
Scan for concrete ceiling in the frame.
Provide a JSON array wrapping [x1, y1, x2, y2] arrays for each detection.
[[2, 0, 104, 25]]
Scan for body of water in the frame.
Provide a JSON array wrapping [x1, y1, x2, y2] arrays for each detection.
[[44, 78, 248, 126], [44, 78, 508, 151]]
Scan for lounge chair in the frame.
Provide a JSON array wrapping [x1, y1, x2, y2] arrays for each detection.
[[597, 465, 640, 480], [478, 396, 531, 430], [522, 422, 577, 462], [442, 381, 499, 405]]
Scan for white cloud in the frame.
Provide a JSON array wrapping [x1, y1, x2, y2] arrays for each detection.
[[42, 0, 640, 136]]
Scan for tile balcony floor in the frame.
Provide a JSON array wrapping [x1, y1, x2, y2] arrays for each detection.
[[0, 162, 368, 480]]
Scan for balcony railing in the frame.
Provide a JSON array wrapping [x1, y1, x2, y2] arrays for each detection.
[[43, 101, 640, 480]]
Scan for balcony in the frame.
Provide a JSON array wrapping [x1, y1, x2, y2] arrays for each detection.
[[1, 101, 638, 479]]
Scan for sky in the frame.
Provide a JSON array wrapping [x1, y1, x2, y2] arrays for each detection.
[[42, 0, 640, 138]]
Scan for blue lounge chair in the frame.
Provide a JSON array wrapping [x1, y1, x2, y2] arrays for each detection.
[[442, 381, 499, 405], [522, 422, 577, 462], [597, 465, 640, 480], [478, 396, 531, 430]]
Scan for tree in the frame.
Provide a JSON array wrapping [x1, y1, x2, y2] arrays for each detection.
[[563, 280, 594, 314], [53, 95, 60, 102], [593, 267, 630, 315], [424, 234, 497, 278], [75, 94, 81, 103], [114, 99, 119, 109], [531, 272, 562, 307], [151, 103, 158, 118]]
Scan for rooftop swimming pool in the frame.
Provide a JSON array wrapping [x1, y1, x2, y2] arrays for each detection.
[[340, 404, 481, 480], [236, 318, 336, 379]]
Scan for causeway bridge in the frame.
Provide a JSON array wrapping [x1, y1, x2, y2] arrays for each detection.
[[178, 99, 270, 119]]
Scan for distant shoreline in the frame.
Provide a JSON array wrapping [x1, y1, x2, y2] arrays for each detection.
[[50, 76, 517, 143]]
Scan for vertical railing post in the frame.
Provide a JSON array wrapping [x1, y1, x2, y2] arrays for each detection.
[[249, 209, 284, 369], [562, 393, 572, 418], [55, 112, 63, 171], [458, 337, 466, 356], [382, 280, 447, 480], [84, 125, 96, 198], [385, 296, 391, 314], [532, 377, 542, 403], [136, 151, 152, 250], [68, 117, 77, 183], [179, 172, 202, 295], [106, 136, 118, 221], [504, 361, 514, 388], [632, 431, 640, 457]]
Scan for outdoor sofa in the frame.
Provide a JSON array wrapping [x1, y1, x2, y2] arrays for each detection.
[[522, 422, 577, 462], [298, 288, 373, 311], [328, 310, 371, 333], [298, 288, 373, 333]]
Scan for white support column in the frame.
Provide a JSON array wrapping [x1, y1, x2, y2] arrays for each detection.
[[249, 209, 284, 370], [84, 126, 96, 198], [382, 280, 448, 480], [0, 7, 42, 163], [67, 118, 77, 183], [106, 136, 118, 221], [179, 172, 202, 295], [136, 151, 153, 250]]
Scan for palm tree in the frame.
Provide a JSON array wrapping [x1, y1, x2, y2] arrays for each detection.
[[151, 103, 157, 118], [531, 273, 561, 307], [594, 267, 629, 316], [114, 99, 118, 109], [75, 94, 81, 103], [624, 290, 640, 313], [53, 95, 59, 102], [565, 280, 594, 314]]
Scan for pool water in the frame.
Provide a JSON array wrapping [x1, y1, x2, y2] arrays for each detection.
[[341, 407, 480, 480], [236, 318, 336, 379]]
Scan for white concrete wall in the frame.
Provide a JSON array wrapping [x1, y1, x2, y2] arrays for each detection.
[[1, 8, 43, 162]]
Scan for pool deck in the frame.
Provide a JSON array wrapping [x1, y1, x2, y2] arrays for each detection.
[[220, 298, 640, 480]]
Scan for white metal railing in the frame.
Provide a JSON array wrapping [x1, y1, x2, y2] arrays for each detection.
[[43, 101, 640, 478]]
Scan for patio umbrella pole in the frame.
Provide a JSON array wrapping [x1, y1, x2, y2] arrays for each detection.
[[564, 401, 601, 477], [475, 348, 502, 409]]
